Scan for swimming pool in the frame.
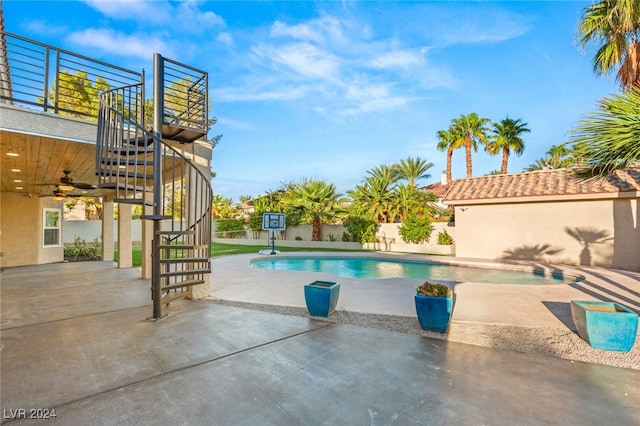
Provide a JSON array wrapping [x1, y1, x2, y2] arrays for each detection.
[[250, 256, 572, 285]]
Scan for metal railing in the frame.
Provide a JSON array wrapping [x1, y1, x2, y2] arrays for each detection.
[[162, 58, 208, 133], [0, 31, 142, 120]]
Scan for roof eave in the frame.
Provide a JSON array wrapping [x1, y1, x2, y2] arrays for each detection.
[[443, 191, 640, 206]]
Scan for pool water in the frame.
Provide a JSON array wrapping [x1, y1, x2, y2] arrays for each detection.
[[250, 256, 571, 285]]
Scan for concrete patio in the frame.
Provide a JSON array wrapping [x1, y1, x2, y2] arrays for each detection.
[[1, 257, 640, 425]]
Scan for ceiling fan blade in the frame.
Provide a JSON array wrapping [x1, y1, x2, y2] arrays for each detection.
[[73, 182, 97, 190]]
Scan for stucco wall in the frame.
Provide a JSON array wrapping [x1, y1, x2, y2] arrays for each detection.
[[1, 193, 64, 267], [454, 198, 639, 271]]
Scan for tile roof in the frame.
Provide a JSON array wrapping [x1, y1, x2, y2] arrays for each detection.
[[443, 165, 640, 204], [423, 181, 448, 197]]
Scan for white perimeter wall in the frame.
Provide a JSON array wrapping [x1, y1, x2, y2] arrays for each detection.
[[64, 220, 456, 255]]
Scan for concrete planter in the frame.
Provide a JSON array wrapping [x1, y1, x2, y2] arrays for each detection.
[[570, 300, 638, 352], [304, 281, 340, 317], [415, 294, 452, 333]]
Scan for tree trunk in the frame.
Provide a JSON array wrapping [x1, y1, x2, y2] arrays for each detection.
[[465, 134, 472, 178], [312, 216, 321, 241], [446, 147, 453, 186], [501, 147, 509, 174]]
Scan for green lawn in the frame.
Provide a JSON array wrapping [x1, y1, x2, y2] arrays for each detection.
[[116, 242, 363, 267]]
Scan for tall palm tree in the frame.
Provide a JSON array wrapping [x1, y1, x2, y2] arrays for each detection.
[[452, 113, 490, 178], [568, 88, 640, 176], [436, 127, 461, 186], [487, 117, 530, 174], [395, 156, 434, 189], [287, 179, 345, 241], [576, 0, 640, 89]]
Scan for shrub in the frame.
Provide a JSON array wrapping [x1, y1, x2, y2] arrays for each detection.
[[437, 229, 454, 245], [343, 215, 376, 243], [64, 235, 100, 261], [216, 219, 245, 238], [398, 214, 434, 244], [416, 281, 451, 297]]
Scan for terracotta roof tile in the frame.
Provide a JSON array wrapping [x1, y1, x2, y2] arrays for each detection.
[[443, 166, 640, 203], [423, 181, 448, 197]]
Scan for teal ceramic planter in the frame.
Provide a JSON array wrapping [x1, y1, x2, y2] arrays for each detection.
[[570, 300, 638, 352], [304, 281, 340, 317], [415, 294, 452, 333]]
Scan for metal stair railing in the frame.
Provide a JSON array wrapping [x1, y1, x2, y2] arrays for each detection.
[[97, 82, 212, 319]]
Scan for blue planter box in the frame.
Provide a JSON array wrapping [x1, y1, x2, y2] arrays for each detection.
[[570, 300, 638, 352], [415, 294, 452, 333], [304, 281, 340, 317]]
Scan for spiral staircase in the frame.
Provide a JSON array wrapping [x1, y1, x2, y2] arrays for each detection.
[[96, 55, 212, 319]]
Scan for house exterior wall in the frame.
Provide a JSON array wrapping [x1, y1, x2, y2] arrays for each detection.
[[453, 197, 639, 271], [1, 192, 63, 267]]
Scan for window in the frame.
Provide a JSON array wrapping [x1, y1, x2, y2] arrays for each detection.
[[43, 208, 61, 247]]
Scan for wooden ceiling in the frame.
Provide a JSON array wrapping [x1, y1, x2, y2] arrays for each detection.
[[1, 130, 103, 198]]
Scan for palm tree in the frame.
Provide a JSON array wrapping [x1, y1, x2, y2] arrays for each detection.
[[436, 127, 461, 186], [487, 117, 530, 174], [568, 88, 640, 176], [287, 179, 345, 241], [348, 178, 395, 223], [395, 156, 434, 189], [452, 113, 490, 178], [576, 0, 640, 89]]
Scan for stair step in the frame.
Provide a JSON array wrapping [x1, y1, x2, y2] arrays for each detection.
[[161, 279, 206, 292], [140, 214, 172, 220], [99, 182, 151, 192], [156, 230, 195, 236], [123, 136, 154, 147], [158, 244, 209, 250], [160, 258, 210, 264], [160, 268, 210, 278], [105, 147, 153, 156], [113, 198, 154, 206], [96, 169, 154, 179], [100, 158, 154, 166]]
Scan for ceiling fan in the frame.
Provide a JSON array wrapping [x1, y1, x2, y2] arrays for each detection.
[[36, 171, 96, 199], [57, 170, 96, 191]]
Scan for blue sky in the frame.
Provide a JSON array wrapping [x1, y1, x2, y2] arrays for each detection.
[[3, 1, 618, 202]]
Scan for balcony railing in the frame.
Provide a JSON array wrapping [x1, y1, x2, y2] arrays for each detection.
[[0, 31, 142, 121]]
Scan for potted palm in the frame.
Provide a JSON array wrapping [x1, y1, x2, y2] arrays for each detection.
[[304, 280, 340, 317], [415, 281, 452, 333]]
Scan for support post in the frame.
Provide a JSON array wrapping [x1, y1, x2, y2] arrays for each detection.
[[151, 53, 164, 320]]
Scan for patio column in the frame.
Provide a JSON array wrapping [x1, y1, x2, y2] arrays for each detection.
[[117, 203, 133, 268], [102, 196, 114, 262]]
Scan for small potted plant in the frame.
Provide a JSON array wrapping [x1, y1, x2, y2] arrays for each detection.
[[304, 280, 340, 317], [415, 281, 452, 333]]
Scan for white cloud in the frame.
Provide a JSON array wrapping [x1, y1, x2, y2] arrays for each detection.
[[370, 49, 424, 69], [270, 16, 345, 44], [83, 0, 224, 30], [22, 20, 68, 37], [83, 0, 173, 24], [66, 28, 174, 59], [175, 1, 225, 28], [217, 11, 456, 117], [217, 32, 234, 46], [256, 42, 340, 80], [212, 83, 309, 102], [433, 9, 532, 46]]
